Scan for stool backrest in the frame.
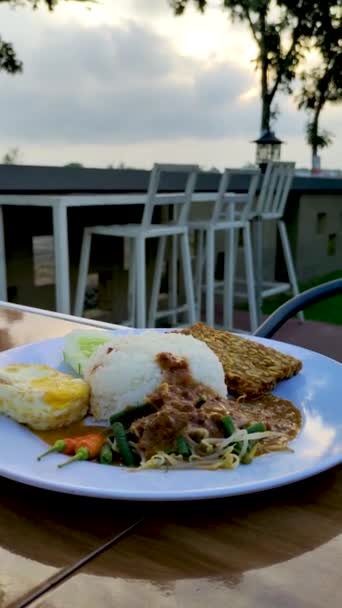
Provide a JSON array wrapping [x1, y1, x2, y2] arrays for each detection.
[[255, 161, 295, 218], [213, 168, 260, 223], [142, 163, 199, 228]]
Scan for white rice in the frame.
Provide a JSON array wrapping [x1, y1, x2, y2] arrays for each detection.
[[84, 331, 226, 420]]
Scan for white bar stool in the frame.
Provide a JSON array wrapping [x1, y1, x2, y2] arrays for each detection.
[[74, 163, 198, 328], [247, 161, 304, 323], [189, 168, 260, 331]]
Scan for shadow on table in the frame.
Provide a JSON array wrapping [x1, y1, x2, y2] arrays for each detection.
[[0, 463, 341, 603], [80, 465, 342, 586]]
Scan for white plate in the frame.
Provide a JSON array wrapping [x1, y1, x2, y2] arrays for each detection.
[[0, 329, 341, 501]]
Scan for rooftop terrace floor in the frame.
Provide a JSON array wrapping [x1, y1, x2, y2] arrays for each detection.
[[234, 310, 342, 363]]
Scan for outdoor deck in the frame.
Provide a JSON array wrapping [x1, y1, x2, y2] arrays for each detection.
[[85, 305, 342, 363], [234, 310, 342, 362]]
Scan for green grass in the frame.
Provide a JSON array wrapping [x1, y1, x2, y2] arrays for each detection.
[[261, 271, 342, 325]]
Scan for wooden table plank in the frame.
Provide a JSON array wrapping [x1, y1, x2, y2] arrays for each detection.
[[0, 308, 98, 350], [28, 467, 342, 608], [0, 481, 143, 608], [0, 308, 143, 608]]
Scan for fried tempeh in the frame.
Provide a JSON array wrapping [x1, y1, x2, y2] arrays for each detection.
[[180, 323, 302, 397]]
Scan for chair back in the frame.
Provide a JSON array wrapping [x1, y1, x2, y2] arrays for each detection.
[[142, 163, 199, 229], [254, 161, 295, 218], [213, 168, 260, 223]]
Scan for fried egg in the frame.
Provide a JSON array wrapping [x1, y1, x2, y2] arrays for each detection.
[[0, 364, 89, 430]]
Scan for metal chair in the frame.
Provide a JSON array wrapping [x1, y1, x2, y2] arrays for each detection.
[[189, 168, 260, 331], [253, 279, 342, 338], [74, 163, 198, 328]]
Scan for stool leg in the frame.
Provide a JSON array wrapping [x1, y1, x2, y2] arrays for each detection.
[[205, 228, 215, 326], [252, 217, 263, 327], [278, 220, 304, 322], [148, 235, 167, 328], [74, 229, 92, 317], [180, 232, 196, 325], [195, 229, 204, 319], [135, 236, 146, 328], [127, 239, 136, 327], [243, 223, 258, 332], [223, 226, 236, 330], [170, 234, 178, 325]]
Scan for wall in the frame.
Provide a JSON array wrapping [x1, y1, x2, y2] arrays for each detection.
[[1, 165, 342, 311], [295, 194, 342, 281]]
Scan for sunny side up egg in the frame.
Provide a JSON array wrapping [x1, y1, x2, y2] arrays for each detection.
[[0, 364, 89, 430]]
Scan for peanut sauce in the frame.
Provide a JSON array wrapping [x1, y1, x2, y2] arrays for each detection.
[[131, 352, 302, 458]]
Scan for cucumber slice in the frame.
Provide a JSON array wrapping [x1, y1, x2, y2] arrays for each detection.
[[63, 329, 113, 376]]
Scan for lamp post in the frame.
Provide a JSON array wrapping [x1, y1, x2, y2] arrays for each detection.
[[253, 130, 284, 170]]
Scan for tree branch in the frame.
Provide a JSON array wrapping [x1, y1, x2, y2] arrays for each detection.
[[268, 1, 306, 103], [241, 6, 260, 45]]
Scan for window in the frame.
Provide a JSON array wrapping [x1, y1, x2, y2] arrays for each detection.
[[316, 212, 327, 235], [33, 236, 54, 286], [327, 233, 336, 256]]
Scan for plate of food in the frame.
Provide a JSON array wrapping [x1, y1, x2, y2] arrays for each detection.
[[0, 323, 340, 501]]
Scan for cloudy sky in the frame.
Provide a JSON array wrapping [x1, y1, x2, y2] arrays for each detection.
[[0, 0, 341, 169]]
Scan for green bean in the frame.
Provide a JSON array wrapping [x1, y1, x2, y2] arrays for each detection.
[[241, 443, 258, 465], [232, 443, 243, 455], [176, 436, 192, 459], [222, 416, 242, 454], [109, 403, 154, 429], [221, 415, 236, 437], [99, 443, 113, 465], [112, 422, 135, 467], [247, 422, 266, 434], [241, 422, 266, 464], [246, 422, 266, 451]]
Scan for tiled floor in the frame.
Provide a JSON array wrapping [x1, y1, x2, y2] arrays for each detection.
[[91, 306, 342, 364], [233, 310, 342, 363]]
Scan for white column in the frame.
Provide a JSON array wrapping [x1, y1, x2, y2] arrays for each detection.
[[0, 206, 7, 301], [52, 202, 71, 314]]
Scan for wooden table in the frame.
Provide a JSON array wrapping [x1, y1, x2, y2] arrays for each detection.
[[0, 306, 341, 608]]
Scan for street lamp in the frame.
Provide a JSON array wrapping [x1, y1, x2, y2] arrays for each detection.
[[253, 130, 284, 168]]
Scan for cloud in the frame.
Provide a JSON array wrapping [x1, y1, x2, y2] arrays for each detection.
[[0, 14, 258, 144], [0, 2, 340, 169], [127, 0, 170, 17]]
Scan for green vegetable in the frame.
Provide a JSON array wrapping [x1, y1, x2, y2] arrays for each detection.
[[37, 439, 67, 460], [99, 443, 113, 465], [109, 403, 154, 429], [58, 446, 89, 468], [112, 422, 135, 467], [63, 329, 113, 376], [222, 415, 235, 437], [247, 422, 266, 434], [222, 415, 242, 454], [241, 422, 267, 464], [241, 443, 259, 465], [176, 436, 192, 458], [246, 422, 266, 451]]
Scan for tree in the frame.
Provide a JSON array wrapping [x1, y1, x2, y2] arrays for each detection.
[[0, 1, 91, 76], [2, 147, 20, 164], [297, 4, 342, 169], [169, 1, 337, 135]]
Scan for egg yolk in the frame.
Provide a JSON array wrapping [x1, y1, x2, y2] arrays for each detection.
[[31, 377, 89, 409]]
